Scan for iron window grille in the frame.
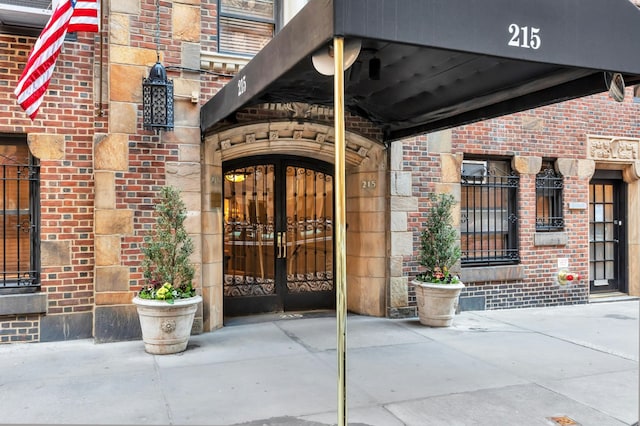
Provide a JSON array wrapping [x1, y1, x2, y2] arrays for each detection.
[[535, 161, 564, 231], [461, 159, 519, 266], [218, 0, 276, 56], [0, 140, 40, 293]]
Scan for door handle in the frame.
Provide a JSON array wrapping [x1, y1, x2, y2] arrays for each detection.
[[277, 232, 282, 258], [276, 232, 287, 258], [281, 231, 287, 258]]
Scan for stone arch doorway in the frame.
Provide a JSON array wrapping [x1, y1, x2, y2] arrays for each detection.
[[222, 156, 335, 316], [201, 119, 388, 330]]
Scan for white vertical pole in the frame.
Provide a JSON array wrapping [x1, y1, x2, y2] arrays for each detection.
[[333, 36, 347, 426]]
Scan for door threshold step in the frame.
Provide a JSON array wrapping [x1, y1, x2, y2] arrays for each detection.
[[224, 309, 336, 326], [590, 291, 638, 303]]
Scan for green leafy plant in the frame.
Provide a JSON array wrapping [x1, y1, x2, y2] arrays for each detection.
[[416, 193, 462, 284], [138, 186, 196, 303]]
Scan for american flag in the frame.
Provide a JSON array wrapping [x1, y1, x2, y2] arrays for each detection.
[[69, 0, 100, 33], [14, 0, 100, 120]]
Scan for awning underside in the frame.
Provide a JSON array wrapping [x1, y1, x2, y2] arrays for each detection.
[[201, 0, 640, 143], [247, 44, 607, 141]]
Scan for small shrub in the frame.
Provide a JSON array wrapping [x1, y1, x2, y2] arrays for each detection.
[[138, 186, 196, 302], [416, 193, 461, 284]]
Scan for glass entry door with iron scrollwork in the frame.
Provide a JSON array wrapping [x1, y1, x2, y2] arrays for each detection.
[[223, 157, 335, 316]]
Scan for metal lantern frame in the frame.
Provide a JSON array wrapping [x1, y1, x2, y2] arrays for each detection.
[[142, 60, 174, 132]]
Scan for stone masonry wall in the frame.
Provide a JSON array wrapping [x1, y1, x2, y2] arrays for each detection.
[[93, 0, 224, 342]]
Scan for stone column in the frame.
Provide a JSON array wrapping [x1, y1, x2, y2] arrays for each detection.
[[201, 135, 224, 331], [388, 140, 417, 318], [94, 0, 205, 341], [435, 132, 462, 274], [93, 133, 136, 342], [345, 141, 388, 317], [624, 161, 640, 297]]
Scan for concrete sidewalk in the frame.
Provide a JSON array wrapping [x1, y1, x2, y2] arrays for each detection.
[[0, 300, 638, 426]]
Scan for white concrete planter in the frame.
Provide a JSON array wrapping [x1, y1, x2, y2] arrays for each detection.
[[132, 295, 202, 355], [412, 280, 464, 327]]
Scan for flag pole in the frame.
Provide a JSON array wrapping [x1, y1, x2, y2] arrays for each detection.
[[333, 36, 348, 426]]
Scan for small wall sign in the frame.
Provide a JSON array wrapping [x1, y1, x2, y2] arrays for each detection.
[[362, 180, 376, 189]]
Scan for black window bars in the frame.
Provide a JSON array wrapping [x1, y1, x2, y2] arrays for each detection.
[[0, 156, 40, 292], [461, 160, 519, 266], [535, 163, 564, 231]]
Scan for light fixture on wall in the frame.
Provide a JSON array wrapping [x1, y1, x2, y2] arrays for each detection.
[[311, 39, 362, 76], [142, 0, 174, 132], [143, 59, 174, 132], [605, 72, 625, 103], [225, 172, 248, 183]]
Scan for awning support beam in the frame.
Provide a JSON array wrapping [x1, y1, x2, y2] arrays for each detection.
[[333, 36, 348, 426]]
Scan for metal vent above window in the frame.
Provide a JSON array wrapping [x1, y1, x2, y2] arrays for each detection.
[[461, 160, 487, 185]]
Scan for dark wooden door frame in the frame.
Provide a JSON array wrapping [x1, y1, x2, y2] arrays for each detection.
[[589, 175, 628, 294], [223, 155, 336, 317]]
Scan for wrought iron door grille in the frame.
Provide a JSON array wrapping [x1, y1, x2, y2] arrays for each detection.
[[1, 161, 39, 290], [461, 161, 519, 266], [285, 166, 333, 293], [223, 164, 276, 297], [222, 160, 334, 307]]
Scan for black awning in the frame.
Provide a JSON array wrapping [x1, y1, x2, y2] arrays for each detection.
[[201, 0, 640, 143]]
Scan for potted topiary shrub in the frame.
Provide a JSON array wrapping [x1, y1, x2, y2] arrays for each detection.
[[132, 186, 202, 354], [411, 192, 464, 327]]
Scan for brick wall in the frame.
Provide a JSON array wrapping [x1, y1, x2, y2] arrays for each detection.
[[1, 31, 102, 341], [404, 91, 640, 310], [0, 314, 40, 343], [404, 133, 439, 282]]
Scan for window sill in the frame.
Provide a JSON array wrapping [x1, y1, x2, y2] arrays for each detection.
[[0, 292, 47, 316]]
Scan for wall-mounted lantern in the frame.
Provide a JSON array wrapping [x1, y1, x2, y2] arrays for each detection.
[[142, 59, 174, 132]]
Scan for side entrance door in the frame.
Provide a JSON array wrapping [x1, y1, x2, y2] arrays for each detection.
[[223, 156, 335, 316], [589, 177, 627, 294]]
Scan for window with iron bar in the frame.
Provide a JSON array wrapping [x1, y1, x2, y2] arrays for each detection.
[[536, 160, 564, 232], [0, 136, 40, 293], [461, 159, 519, 266]]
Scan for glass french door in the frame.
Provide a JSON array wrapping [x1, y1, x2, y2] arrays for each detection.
[[223, 157, 335, 316], [589, 180, 626, 293]]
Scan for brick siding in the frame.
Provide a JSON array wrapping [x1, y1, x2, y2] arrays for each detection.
[[405, 92, 640, 310], [0, 315, 40, 342], [1, 32, 101, 326]]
